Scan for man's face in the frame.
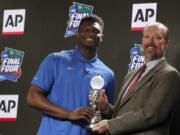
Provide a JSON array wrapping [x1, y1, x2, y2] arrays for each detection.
[[77, 21, 103, 49], [142, 25, 169, 62]]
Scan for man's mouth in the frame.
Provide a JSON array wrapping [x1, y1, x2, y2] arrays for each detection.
[[146, 45, 156, 49], [86, 38, 95, 42]]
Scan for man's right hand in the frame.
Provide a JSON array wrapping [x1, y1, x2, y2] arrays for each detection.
[[68, 107, 94, 122], [27, 85, 94, 121], [27, 85, 93, 122]]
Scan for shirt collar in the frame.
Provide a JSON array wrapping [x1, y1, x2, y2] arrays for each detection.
[[140, 57, 165, 79], [73, 48, 97, 63], [146, 57, 165, 71]]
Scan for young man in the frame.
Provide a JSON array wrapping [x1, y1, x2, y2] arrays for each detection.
[[26, 14, 115, 135], [92, 22, 180, 135]]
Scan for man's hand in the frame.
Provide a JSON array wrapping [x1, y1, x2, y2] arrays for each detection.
[[68, 107, 94, 122], [92, 120, 109, 133], [99, 90, 109, 112], [88, 89, 109, 112]]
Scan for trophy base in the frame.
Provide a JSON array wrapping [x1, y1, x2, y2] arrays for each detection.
[[87, 112, 102, 130], [87, 123, 95, 129]]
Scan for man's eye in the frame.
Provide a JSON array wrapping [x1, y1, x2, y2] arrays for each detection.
[[154, 36, 162, 40], [82, 29, 89, 32], [92, 29, 100, 34], [143, 35, 149, 38], [80, 28, 89, 32]]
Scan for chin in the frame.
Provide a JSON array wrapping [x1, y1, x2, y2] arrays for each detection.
[[84, 45, 98, 50], [146, 55, 162, 62]]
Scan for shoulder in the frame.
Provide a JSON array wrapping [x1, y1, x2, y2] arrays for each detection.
[[96, 58, 115, 77], [45, 49, 74, 62], [162, 62, 179, 75], [158, 62, 180, 80], [50, 49, 73, 58]]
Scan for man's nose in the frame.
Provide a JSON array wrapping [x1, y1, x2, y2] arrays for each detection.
[[87, 31, 96, 37], [147, 37, 154, 44]]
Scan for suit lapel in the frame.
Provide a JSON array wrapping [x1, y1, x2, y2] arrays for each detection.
[[116, 60, 166, 111], [116, 71, 137, 104], [113, 70, 138, 115]]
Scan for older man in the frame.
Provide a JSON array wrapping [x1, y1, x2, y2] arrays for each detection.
[[92, 22, 180, 135]]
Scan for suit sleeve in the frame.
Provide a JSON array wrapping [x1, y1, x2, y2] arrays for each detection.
[[108, 69, 180, 135]]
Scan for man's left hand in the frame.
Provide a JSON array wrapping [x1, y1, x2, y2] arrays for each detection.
[[92, 120, 109, 133]]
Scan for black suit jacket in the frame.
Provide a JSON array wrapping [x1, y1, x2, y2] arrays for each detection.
[[106, 59, 180, 135]]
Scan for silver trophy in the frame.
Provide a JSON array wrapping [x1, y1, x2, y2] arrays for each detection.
[[88, 75, 104, 129]]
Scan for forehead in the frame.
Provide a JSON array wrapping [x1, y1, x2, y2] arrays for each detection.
[[143, 25, 166, 36], [79, 21, 102, 31]]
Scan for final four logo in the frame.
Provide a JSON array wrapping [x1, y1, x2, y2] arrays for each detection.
[[0, 47, 24, 82], [129, 44, 145, 71], [64, 2, 93, 37]]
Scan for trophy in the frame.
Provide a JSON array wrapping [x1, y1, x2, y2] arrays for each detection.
[[88, 75, 104, 129]]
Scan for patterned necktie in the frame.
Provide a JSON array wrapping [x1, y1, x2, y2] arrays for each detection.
[[121, 64, 146, 100]]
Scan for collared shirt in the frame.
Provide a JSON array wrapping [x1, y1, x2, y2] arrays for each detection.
[[31, 48, 115, 135], [141, 57, 165, 79]]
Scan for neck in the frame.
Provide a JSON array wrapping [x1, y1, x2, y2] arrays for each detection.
[[145, 56, 164, 64], [77, 46, 98, 60], [145, 53, 165, 63]]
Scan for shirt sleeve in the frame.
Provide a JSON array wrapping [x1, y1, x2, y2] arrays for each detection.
[[31, 54, 55, 91]]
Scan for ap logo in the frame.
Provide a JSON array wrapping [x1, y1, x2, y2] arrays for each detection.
[[2, 9, 26, 35], [0, 95, 19, 121], [131, 3, 157, 31]]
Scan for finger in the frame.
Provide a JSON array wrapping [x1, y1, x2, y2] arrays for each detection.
[[92, 124, 101, 132], [82, 112, 94, 122], [81, 107, 94, 114], [79, 108, 94, 119], [80, 115, 90, 122], [100, 89, 105, 97], [102, 90, 107, 99], [84, 111, 94, 119]]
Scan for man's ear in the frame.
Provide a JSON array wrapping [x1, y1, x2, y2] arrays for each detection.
[[165, 39, 170, 48], [99, 33, 104, 43]]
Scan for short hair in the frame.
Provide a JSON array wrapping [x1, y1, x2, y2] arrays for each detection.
[[79, 14, 104, 32], [143, 22, 169, 40]]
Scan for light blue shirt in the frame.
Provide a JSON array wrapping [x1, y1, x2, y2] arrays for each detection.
[[32, 48, 115, 135]]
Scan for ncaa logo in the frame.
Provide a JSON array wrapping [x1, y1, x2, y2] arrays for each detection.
[[131, 3, 157, 31], [69, 4, 77, 13], [2, 9, 26, 35]]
